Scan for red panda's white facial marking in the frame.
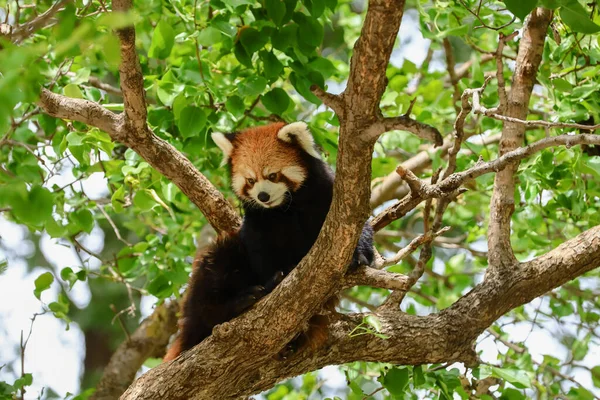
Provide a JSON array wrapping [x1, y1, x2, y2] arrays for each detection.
[[212, 122, 318, 208]]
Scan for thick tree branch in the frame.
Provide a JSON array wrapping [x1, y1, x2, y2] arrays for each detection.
[[342, 266, 410, 290], [364, 115, 443, 146], [39, 88, 122, 135], [344, 1, 404, 119], [488, 8, 553, 270], [310, 84, 344, 115]]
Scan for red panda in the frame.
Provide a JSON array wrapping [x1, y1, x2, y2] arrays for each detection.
[[164, 122, 374, 361]]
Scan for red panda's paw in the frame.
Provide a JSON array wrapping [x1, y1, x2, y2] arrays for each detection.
[[232, 285, 268, 314], [264, 270, 284, 291]]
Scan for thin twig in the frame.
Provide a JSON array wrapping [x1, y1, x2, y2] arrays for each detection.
[[110, 304, 132, 341], [443, 38, 461, 114], [496, 31, 518, 113], [98, 205, 132, 246], [372, 227, 450, 269]]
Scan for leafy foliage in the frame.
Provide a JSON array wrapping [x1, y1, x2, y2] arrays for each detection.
[[1, 0, 600, 398]]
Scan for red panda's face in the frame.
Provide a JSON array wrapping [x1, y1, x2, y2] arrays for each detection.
[[212, 122, 320, 208]]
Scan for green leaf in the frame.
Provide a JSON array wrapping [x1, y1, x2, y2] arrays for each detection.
[[71, 68, 91, 84], [13, 373, 33, 390], [413, 365, 425, 387], [97, 11, 137, 29], [572, 335, 590, 361], [308, 57, 336, 79], [144, 358, 163, 369], [76, 270, 87, 282], [34, 272, 54, 300], [272, 24, 297, 51], [149, 20, 176, 59], [389, 75, 409, 92], [261, 88, 290, 115], [436, 24, 469, 39], [296, 15, 323, 48], [238, 76, 268, 97], [177, 106, 207, 138], [10, 185, 54, 226], [289, 72, 320, 104], [364, 315, 383, 333], [491, 367, 531, 389], [502, 0, 537, 20], [27, 186, 54, 225], [134, 190, 157, 211], [234, 41, 253, 68], [226, 95, 246, 118], [240, 27, 268, 54], [45, 218, 66, 238], [348, 380, 363, 395], [552, 78, 573, 92], [117, 248, 136, 274], [260, 51, 284, 80], [592, 366, 600, 388], [197, 26, 223, 46], [499, 387, 527, 399], [304, 0, 324, 17], [560, 2, 600, 34], [266, 0, 287, 26], [61, 267, 79, 289], [49, 301, 69, 314], [71, 209, 94, 233], [324, 0, 336, 10], [147, 274, 172, 298], [212, 15, 238, 37], [111, 185, 125, 213], [103, 35, 121, 67], [381, 367, 409, 396], [539, 0, 560, 8]]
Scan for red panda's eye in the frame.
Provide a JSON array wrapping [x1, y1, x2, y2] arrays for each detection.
[[247, 178, 255, 185], [268, 173, 277, 181]]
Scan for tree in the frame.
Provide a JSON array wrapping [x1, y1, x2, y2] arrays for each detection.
[[1, 0, 600, 399]]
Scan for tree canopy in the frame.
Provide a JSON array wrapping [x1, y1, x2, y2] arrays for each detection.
[[1, 0, 600, 399]]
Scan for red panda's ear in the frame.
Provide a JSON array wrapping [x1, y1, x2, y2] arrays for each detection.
[[211, 132, 236, 166], [277, 122, 321, 159]]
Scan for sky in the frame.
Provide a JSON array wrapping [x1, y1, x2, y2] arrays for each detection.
[[0, 7, 599, 400]]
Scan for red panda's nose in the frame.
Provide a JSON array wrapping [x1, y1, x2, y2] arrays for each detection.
[[258, 192, 270, 202]]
